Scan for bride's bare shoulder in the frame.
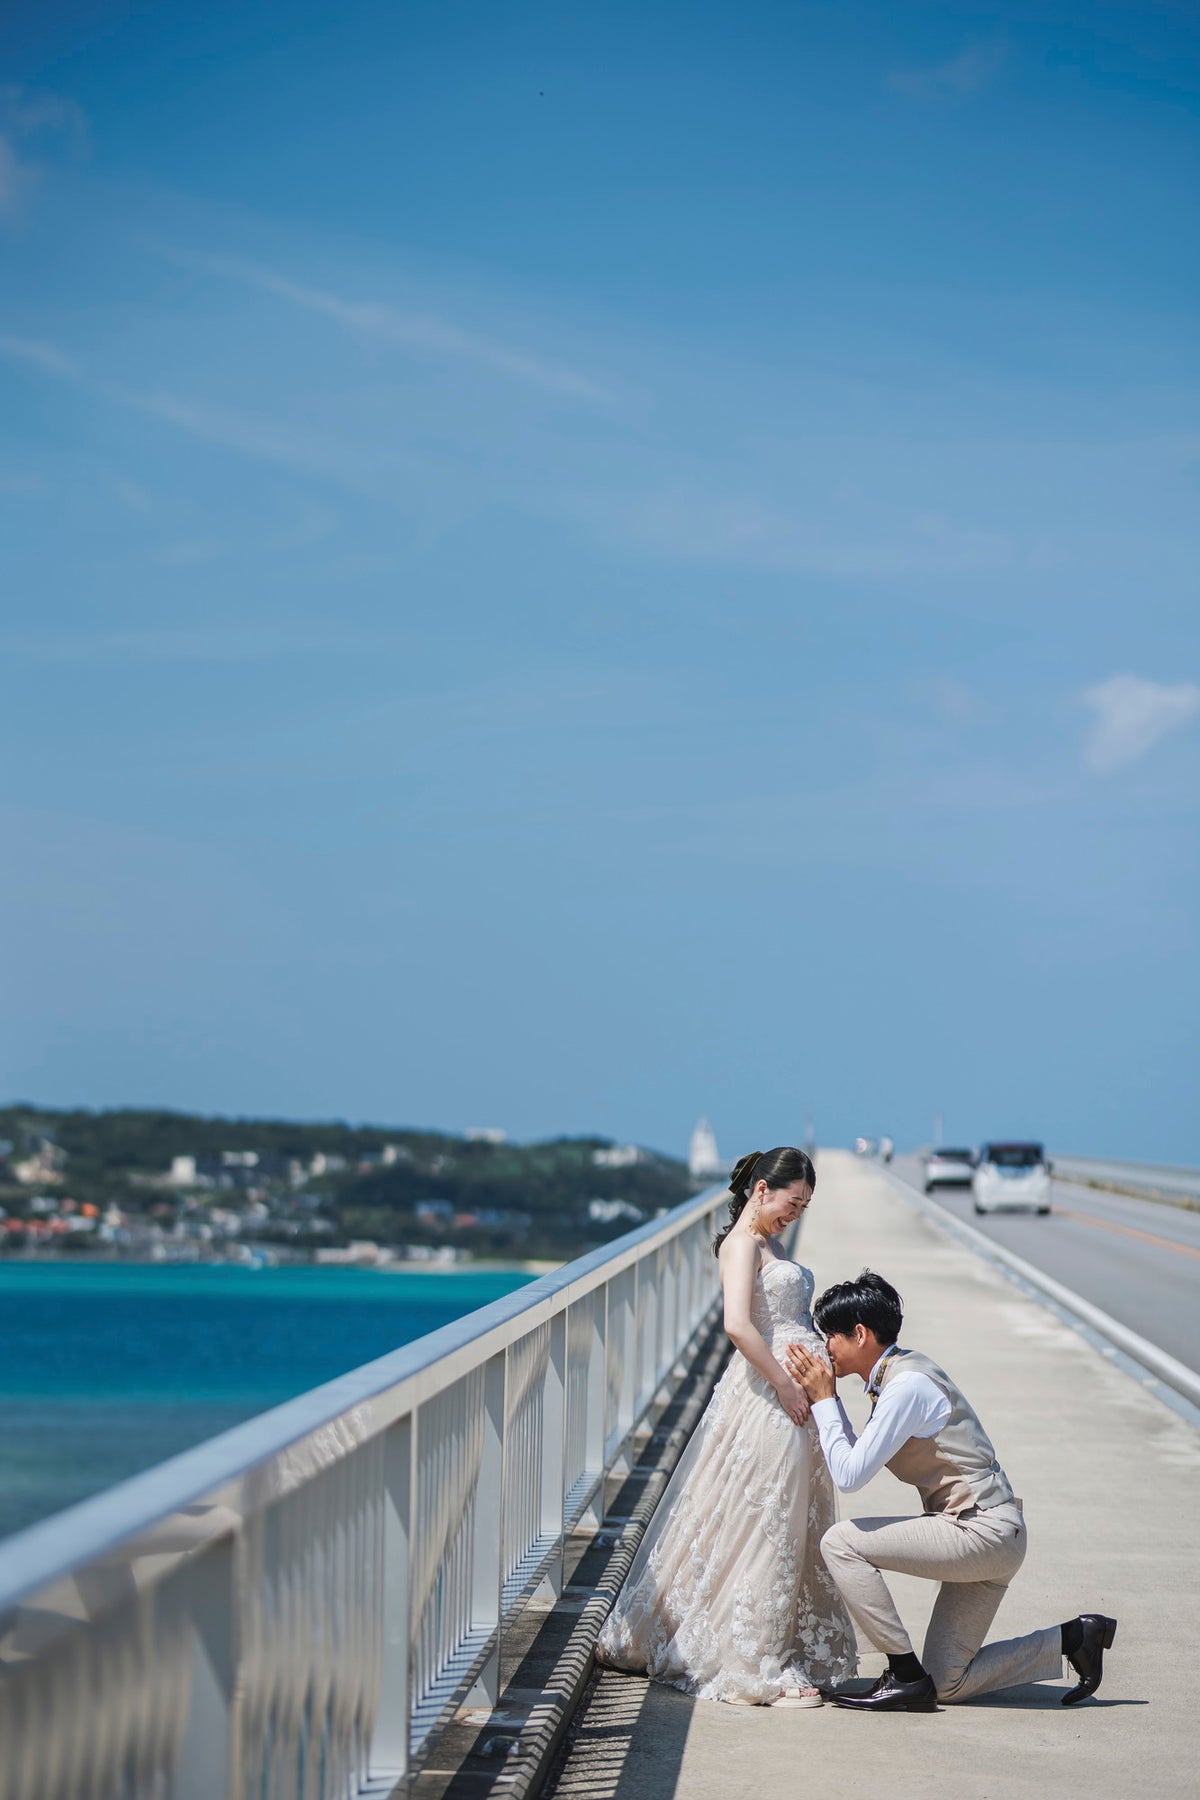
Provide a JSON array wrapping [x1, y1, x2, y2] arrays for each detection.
[[718, 1230, 758, 1270]]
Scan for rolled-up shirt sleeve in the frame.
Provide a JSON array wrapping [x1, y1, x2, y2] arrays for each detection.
[[811, 1374, 951, 1493]]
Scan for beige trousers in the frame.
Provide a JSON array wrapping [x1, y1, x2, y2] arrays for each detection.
[[821, 1501, 1063, 1702]]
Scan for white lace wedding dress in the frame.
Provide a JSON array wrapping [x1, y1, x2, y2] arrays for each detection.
[[597, 1256, 858, 1704]]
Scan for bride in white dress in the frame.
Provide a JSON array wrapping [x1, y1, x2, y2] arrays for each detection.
[[596, 1147, 857, 1706]]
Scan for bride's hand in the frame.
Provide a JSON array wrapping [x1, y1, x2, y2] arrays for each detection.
[[774, 1375, 811, 1425]]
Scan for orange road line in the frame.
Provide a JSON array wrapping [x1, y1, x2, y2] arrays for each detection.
[[1051, 1205, 1200, 1262]]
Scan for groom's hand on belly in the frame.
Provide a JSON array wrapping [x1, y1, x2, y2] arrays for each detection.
[[787, 1343, 835, 1402]]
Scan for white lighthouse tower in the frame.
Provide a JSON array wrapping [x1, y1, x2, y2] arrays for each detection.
[[688, 1116, 729, 1185]]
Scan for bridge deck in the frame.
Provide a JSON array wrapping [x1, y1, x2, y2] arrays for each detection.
[[546, 1151, 1198, 1800]]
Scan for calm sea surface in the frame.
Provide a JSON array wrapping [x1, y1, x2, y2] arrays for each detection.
[[0, 1261, 534, 1541]]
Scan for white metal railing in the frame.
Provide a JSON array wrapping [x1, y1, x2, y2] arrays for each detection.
[[0, 1183, 729, 1800]]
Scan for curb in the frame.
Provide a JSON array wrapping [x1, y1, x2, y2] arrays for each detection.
[[879, 1167, 1200, 1423]]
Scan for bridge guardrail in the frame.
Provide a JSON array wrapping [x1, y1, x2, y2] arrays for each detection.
[[0, 1183, 729, 1800], [1050, 1153, 1200, 1206]]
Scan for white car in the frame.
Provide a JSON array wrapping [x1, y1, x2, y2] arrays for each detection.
[[973, 1142, 1051, 1215], [924, 1147, 976, 1192]]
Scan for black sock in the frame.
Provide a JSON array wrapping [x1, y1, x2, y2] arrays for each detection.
[[1061, 1619, 1082, 1658], [887, 1652, 926, 1684]]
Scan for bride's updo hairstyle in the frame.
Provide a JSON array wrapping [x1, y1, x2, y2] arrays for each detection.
[[712, 1145, 816, 1256]]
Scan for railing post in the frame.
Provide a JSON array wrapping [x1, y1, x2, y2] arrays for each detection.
[[604, 1267, 636, 1470], [618, 1267, 637, 1447], [539, 1310, 567, 1600], [466, 1350, 506, 1707], [582, 1288, 606, 1526], [175, 1535, 239, 1800], [685, 1218, 703, 1339], [370, 1412, 414, 1783], [657, 1239, 679, 1398], [638, 1256, 659, 1417]]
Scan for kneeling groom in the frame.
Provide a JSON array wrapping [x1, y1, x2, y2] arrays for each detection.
[[786, 1271, 1115, 1714]]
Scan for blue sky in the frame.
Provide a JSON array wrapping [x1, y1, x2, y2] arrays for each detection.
[[2, 1, 1197, 1162]]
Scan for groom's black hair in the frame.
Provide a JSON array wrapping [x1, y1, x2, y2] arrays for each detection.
[[813, 1270, 903, 1344]]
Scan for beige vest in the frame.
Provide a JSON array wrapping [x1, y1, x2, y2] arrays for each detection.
[[875, 1348, 1016, 1517]]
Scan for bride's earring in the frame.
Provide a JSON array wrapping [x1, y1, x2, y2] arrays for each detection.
[[747, 1188, 762, 1235]]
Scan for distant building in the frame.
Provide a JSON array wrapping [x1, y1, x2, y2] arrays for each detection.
[[309, 1152, 348, 1177], [452, 1208, 531, 1233], [593, 1144, 644, 1168], [13, 1137, 66, 1186], [466, 1128, 507, 1144], [314, 1240, 390, 1267], [587, 1198, 645, 1225], [357, 1143, 409, 1172], [688, 1117, 730, 1183], [252, 1151, 295, 1183], [168, 1150, 293, 1191]]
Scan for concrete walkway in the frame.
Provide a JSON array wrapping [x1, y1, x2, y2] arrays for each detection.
[[545, 1151, 1200, 1800]]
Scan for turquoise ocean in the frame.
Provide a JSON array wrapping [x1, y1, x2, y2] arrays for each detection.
[[0, 1261, 533, 1542]]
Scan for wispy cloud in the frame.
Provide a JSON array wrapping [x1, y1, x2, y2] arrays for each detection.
[[918, 677, 994, 728], [0, 333, 395, 489], [888, 42, 1006, 101], [0, 136, 25, 219], [114, 383, 385, 486], [168, 248, 615, 404], [0, 625, 405, 664], [1081, 674, 1200, 773], [0, 85, 88, 221], [0, 469, 52, 496], [0, 332, 79, 376], [152, 538, 225, 567], [605, 488, 1012, 578], [111, 475, 153, 512], [0, 86, 88, 146]]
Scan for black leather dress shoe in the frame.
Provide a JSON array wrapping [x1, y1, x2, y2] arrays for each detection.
[[1062, 1614, 1117, 1705], [831, 1670, 938, 1713]]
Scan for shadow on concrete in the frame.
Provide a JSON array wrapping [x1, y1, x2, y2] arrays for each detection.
[[960, 1683, 1150, 1710], [544, 1672, 696, 1800], [819, 1676, 1151, 1715]]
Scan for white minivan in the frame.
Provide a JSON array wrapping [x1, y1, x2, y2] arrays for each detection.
[[973, 1142, 1051, 1215]]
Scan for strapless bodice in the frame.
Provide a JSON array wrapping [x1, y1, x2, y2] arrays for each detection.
[[750, 1257, 817, 1343]]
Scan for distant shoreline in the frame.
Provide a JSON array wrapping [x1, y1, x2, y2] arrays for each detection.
[[375, 1257, 563, 1276], [0, 1253, 562, 1276]]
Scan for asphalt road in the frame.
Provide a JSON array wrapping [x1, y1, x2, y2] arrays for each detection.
[[890, 1154, 1200, 1377]]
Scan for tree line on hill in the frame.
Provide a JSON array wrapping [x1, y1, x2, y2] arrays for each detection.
[[0, 1105, 698, 1261]]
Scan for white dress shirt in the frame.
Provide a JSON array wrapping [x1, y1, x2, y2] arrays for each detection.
[[811, 1346, 952, 1493]]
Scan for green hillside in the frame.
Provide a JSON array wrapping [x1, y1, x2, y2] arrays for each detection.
[[0, 1105, 698, 1261]]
